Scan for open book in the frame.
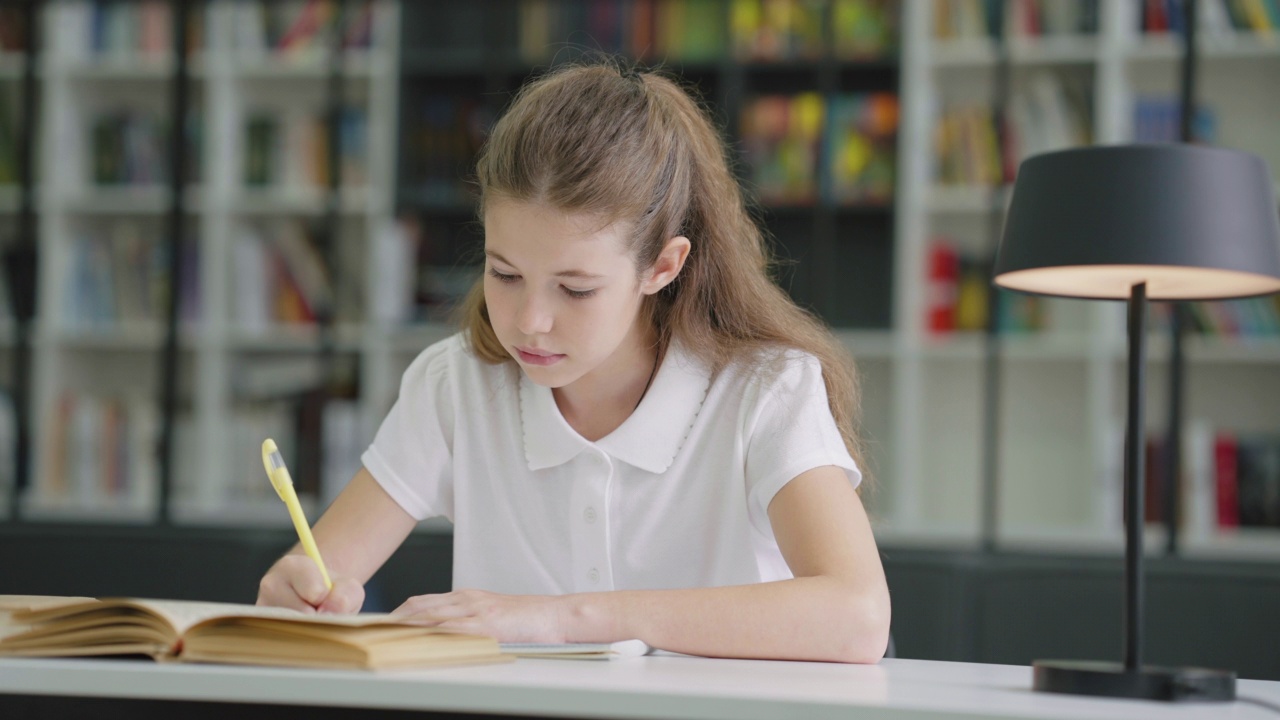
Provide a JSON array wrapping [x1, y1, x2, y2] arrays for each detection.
[[0, 595, 508, 670]]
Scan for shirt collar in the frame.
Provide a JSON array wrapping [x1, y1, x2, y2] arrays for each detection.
[[519, 342, 712, 473], [519, 371, 592, 472]]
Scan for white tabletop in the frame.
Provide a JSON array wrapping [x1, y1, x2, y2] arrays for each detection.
[[0, 655, 1277, 719]]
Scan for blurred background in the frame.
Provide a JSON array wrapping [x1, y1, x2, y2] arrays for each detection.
[[1, 0, 1279, 678]]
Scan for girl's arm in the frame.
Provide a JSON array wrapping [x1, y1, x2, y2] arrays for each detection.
[[399, 465, 890, 663], [568, 464, 890, 663], [258, 467, 418, 613]]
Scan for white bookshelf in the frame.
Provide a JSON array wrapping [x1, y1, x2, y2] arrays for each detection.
[[18, 0, 402, 526], [6, 1, 1279, 560], [880, 0, 1280, 555]]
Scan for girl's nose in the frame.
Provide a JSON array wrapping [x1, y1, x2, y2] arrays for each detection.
[[516, 294, 553, 335]]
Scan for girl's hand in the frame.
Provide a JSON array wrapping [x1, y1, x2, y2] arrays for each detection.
[[256, 553, 364, 615], [391, 589, 569, 642]]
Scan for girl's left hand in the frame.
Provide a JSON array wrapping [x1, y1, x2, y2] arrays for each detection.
[[391, 589, 570, 642]]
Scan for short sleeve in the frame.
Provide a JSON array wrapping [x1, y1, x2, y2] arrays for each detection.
[[361, 338, 457, 521], [743, 352, 861, 535]]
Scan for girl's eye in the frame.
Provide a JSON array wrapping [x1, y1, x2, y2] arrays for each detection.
[[562, 287, 596, 300], [487, 268, 518, 283]]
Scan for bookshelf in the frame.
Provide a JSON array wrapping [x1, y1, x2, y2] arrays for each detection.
[[886, 0, 1280, 555], [5, 0, 1279, 560], [16, 0, 401, 525]]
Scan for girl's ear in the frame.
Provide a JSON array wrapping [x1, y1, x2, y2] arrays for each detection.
[[641, 236, 691, 295]]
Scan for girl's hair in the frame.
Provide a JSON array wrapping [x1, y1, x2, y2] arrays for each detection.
[[461, 61, 867, 478]]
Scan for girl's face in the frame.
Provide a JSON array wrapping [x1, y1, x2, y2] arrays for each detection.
[[483, 199, 656, 390]]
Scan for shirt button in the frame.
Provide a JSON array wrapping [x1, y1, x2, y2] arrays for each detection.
[[583, 507, 596, 524], [591, 455, 605, 466], [587, 568, 600, 584]]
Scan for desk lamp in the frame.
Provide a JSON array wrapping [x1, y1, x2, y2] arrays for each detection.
[[994, 144, 1280, 702]]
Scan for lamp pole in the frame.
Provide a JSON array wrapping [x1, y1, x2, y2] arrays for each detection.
[[1124, 283, 1148, 670]]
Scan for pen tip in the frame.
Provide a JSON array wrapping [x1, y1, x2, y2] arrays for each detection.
[[262, 438, 278, 454]]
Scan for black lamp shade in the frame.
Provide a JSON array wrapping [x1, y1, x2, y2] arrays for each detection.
[[994, 144, 1280, 300]]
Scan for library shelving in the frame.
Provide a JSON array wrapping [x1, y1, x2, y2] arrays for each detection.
[[887, 0, 1280, 556], [19, 0, 402, 526], [5, 0, 1279, 562]]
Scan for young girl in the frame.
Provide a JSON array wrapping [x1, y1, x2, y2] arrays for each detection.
[[258, 62, 890, 663]]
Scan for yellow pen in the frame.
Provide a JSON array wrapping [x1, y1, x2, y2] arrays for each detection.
[[262, 438, 333, 590]]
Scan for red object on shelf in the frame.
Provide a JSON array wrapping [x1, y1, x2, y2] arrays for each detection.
[[1214, 433, 1240, 529], [926, 241, 960, 333]]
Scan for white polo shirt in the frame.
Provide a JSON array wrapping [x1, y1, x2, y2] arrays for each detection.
[[361, 332, 860, 595]]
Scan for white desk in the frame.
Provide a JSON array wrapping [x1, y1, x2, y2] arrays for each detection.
[[0, 655, 1277, 719]]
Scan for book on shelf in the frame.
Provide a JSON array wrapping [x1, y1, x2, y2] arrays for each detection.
[[1143, 0, 1280, 35], [1148, 298, 1280, 338], [371, 217, 418, 326], [63, 223, 201, 328], [934, 0, 1100, 41], [233, 221, 360, 329], [232, 0, 376, 58], [1104, 420, 1280, 536], [206, 394, 360, 512], [0, 392, 13, 501], [55, 0, 207, 61], [321, 399, 363, 506], [731, 0, 899, 61], [515, 0, 896, 64], [1201, 430, 1280, 531], [517, 0, 727, 63], [925, 238, 1044, 334], [0, 595, 506, 670], [243, 107, 367, 189], [740, 93, 824, 205], [36, 392, 160, 511], [0, 5, 26, 53], [832, 0, 899, 59], [90, 110, 203, 186], [1132, 96, 1216, 146], [404, 95, 489, 203], [823, 93, 898, 204], [0, 89, 16, 187], [936, 73, 1090, 187], [243, 114, 278, 187], [731, 0, 823, 61]]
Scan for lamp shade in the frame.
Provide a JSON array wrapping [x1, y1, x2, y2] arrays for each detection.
[[994, 144, 1280, 300]]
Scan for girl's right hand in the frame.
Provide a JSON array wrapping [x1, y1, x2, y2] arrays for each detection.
[[256, 553, 364, 614]]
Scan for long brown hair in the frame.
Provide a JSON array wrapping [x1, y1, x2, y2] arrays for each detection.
[[461, 61, 867, 477]]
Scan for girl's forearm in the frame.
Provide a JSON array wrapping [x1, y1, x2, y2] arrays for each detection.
[[561, 576, 890, 664]]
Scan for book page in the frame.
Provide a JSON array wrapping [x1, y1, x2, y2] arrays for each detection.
[[0, 597, 92, 636], [6, 598, 399, 637], [116, 600, 413, 635], [0, 596, 96, 612]]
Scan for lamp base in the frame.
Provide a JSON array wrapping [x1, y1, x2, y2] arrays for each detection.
[[1033, 660, 1235, 702]]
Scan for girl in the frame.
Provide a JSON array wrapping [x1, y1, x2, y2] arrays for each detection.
[[258, 62, 890, 663]]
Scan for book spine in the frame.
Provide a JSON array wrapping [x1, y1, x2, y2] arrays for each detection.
[[1215, 432, 1240, 529]]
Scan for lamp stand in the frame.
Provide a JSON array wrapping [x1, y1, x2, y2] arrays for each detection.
[[1032, 283, 1236, 702]]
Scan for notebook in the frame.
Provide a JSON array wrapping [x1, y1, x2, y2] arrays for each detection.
[[500, 639, 652, 660]]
